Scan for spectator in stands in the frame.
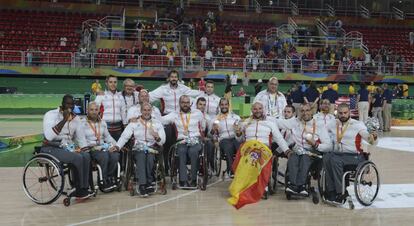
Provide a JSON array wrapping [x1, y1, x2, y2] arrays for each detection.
[[151, 41, 158, 55], [409, 31, 414, 47], [224, 43, 232, 58], [190, 49, 199, 65], [349, 83, 355, 97], [173, 40, 179, 55], [59, 36, 67, 49], [357, 82, 370, 123], [291, 84, 304, 119], [200, 35, 208, 50], [236, 87, 246, 97], [239, 30, 245, 43], [26, 49, 32, 66], [167, 49, 175, 69], [382, 83, 393, 132], [367, 81, 376, 94], [117, 48, 126, 68], [321, 83, 339, 114], [304, 82, 320, 115], [216, 47, 223, 58], [160, 42, 168, 55], [79, 45, 88, 67], [371, 87, 384, 131], [402, 83, 409, 97]]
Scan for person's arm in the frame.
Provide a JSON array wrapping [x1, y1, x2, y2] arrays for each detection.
[[152, 121, 166, 146], [182, 85, 202, 97], [160, 112, 176, 125], [103, 123, 117, 145], [115, 123, 134, 149], [43, 110, 69, 141], [271, 123, 289, 153], [74, 122, 89, 152], [312, 123, 333, 153], [149, 86, 164, 103]]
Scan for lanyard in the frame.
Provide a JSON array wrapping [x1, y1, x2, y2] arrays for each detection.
[[87, 120, 101, 145], [267, 92, 279, 116], [139, 117, 152, 142], [336, 121, 350, 144], [180, 112, 191, 134], [301, 119, 316, 147]]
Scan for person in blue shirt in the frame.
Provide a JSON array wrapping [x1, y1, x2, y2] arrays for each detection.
[[357, 83, 370, 123], [321, 83, 339, 114], [291, 84, 304, 119], [371, 87, 384, 131], [382, 83, 393, 132], [304, 82, 320, 115]]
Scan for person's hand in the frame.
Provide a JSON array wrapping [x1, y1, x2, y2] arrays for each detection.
[[129, 118, 138, 123], [285, 149, 293, 158], [109, 146, 120, 152], [149, 127, 160, 141], [63, 108, 72, 121], [212, 122, 220, 133]]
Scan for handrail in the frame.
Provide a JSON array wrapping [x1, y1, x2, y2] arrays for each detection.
[[326, 4, 335, 17], [316, 18, 328, 36], [288, 17, 298, 31], [360, 5, 370, 19], [392, 7, 405, 20], [290, 2, 299, 16]]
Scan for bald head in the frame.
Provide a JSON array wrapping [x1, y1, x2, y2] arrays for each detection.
[[252, 102, 264, 119]]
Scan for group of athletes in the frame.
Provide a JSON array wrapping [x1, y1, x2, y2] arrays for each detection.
[[40, 70, 378, 205]]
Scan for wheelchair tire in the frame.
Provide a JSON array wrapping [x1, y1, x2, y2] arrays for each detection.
[[214, 144, 221, 177], [317, 167, 326, 201], [354, 161, 380, 206], [200, 146, 208, 191], [22, 155, 65, 205]]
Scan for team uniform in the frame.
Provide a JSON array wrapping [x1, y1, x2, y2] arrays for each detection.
[[254, 90, 287, 119]]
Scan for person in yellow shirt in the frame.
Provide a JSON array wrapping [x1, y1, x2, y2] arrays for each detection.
[[349, 83, 355, 96], [91, 79, 102, 95], [332, 83, 339, 92], [403, 83, 409, 97], [367, 81, 376, 93]]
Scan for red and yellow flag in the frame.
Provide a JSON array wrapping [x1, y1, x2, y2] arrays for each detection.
[[228, 140, 273, 209]]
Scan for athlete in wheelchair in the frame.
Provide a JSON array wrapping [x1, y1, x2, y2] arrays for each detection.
[[23, 95, 95, 206], [209, 98, 241, 179], [276, 103, 332, 202], [115, 103, 167, 197], [162, 95, 208, 190], [319, 103, 380, 208], [82, 102, 121, 193]]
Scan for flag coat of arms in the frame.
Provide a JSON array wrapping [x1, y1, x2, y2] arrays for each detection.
[[228, 140, 273, 209]]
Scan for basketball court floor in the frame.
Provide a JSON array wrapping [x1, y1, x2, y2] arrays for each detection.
[[1, 116, 414, 226]]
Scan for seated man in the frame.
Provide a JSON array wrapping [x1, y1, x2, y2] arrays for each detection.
[[277, 104, 332, 195], [161, 95, 204, 188], [324, 103, 377, 204], [195, 97, 215, 174], [115, 103, 166, 197], [313, 98, 336, 127], [82, 102, 119, 192], [41, 94, 91, 198], [210, 98, 241, 178]]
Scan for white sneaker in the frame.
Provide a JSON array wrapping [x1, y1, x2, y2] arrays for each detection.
[[299, 190, 309, 196], [285, 187, 295, 193]]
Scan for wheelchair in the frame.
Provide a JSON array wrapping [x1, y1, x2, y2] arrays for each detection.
[[92, 158, 122, 193], [264, 143, 290, 198], [22, 147, 97, 206], [318, 152, 380, 209], [284, 153, 323, 204], [169, 139, 208, 190], [123, 145, 167, 196]]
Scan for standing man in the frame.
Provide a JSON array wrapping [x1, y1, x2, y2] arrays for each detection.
[[357, 83, 370, 123], [82, 102, 119, 191], [94, 75, 126, 141], [254, 77, 287, 119], [323, 103, 377, 204], [314, 99, 336, 127], [210, 98, 241, 178], [121, 79, 139, 113], [321, 83, 339, 114], [149, 70, 201, 171], [91, 79, 102, 95], [41, 95, 91, 198], [195, 80, 220, 119], [115, 103, 166, 197], [382, 83, 393, 132], [290, 84, 304, 119], [230, 71, 238, 86], [371, 87, 384, 131], [161, 95, 204, 188], [304, 82, 320, 115]]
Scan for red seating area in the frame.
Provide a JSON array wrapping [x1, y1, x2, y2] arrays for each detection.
[[0, 9, 102, 52], [343, 25, 413, 62]]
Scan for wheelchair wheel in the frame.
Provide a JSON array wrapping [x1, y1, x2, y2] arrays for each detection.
[[169, 145, 178, 190], [354, 161, 380, 206], [268, 156, 278, 195], [22, 156, 64, 205], [318, 167, 326, 201], [214, 144, 221, 177], [156, 151, 167, 195], [199, 146, 208, 191]]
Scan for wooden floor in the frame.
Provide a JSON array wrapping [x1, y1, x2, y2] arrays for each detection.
[[2, 129, 414, 226]]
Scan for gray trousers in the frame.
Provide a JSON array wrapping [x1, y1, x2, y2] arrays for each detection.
[[383, 103, 392, 131], [133, 151, 155, 186], [177, 143, 202, 182], [372, 107, 383, 130], [90, 151, 120, 180], [205, 139, 215, 169], [219, 138, 240, 173], [40, 146, 90, 189], [323, 152, 364, 194], [287, 153, 312, 187]]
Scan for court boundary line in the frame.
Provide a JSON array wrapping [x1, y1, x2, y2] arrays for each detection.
[[0, 144, 22, 154], [67, 179, 223, 226]]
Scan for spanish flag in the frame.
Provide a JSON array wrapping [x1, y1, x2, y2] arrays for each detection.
[[228, 140, 273, 209]]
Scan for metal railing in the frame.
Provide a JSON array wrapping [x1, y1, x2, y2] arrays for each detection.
[[360, 5, 370, 19], [392, 7, 405, 20], [290, 2, 299, 16], [326, 4, 335, 17], [2, 50, 414, 76], [316, 18, 328, 36]]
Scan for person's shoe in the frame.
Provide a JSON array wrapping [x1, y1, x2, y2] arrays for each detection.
[[146, 184, 155, 194], [333, 194, 345, 205], [179, 181, 187, 188], [325, 191, 336, 202], [229, 172, 234, 179], [285, 185, 297, 194], [75, 188, 90, 199], [138, 185, 148, 198], [299, 189, 309, 196]]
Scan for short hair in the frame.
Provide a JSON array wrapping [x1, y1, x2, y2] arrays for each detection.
[[196, 97, 206, 105], [123, 78, 135, 86], [88, 101, 98, 109], [300, 103, 311, 110], [62, 94, 73, 105], [106, 75, 117, 81], [140, 102, 152, 111], [320, 98, 330, 105], [219, 97, 229, 105], [206, 80, 214, 85], [337, 103, 350, 111], [269, 77, 279, 83], [284, 104, 295, 113], [168, 70, 179, 77], [179, 95, 190, 102], [252, 101, 264, 108]]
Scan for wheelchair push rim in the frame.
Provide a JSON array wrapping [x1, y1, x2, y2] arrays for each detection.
[[354, 161, 380, 206], [22, 156, 65, 205]]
